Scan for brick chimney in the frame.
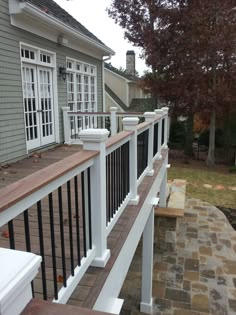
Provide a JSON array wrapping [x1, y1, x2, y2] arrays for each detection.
[[126, 50, 135, 76]]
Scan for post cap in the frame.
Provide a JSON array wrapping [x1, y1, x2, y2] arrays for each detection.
[[122, 117, 139, 126], [144, 112, 156, 121], [0, 248, 41, 315], [155, 109, 164, 115], [110, 107, 118, 112], [79, 129, 110, 143], [161, 107, 169, 113]]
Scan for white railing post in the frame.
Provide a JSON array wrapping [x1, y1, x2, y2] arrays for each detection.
[[144, 112, 156, 176], [159, 169, 167, 207], [140, 207, 154, 314], [62, 107, 71, 144], [155, 109, 164, 159], [162, 107, 169, 148], [123, 117, 140, 205], [0, 248, 41, 315], [110, 107, 118, 136], [79, 129, 110, 267]]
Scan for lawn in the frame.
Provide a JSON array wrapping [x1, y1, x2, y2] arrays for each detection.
[[168, 159, 236, 209]]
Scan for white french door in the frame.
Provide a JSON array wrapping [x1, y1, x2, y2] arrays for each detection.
[[22, 64, 55, 150]]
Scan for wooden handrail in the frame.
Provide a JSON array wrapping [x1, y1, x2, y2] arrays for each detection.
[[106, 130, 133, 150], [0, 150, 98, 213]]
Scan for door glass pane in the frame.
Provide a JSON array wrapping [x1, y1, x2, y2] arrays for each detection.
[[22, 66, 38, 141]]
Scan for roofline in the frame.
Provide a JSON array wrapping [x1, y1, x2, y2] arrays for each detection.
[[11, 1, 115, 56]]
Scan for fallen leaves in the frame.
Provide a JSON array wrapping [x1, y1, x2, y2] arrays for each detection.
[[1, 231, 10, 238], [57, 275, 64, 283]]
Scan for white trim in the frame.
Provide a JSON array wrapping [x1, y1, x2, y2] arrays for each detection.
[[9, 1, 114, 58]]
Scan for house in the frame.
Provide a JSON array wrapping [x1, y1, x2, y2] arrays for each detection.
[[0, 0, 114, 164], [104, 51, 154, 112]]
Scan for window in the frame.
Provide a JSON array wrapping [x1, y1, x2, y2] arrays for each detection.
[[66, 58, 97, 113], [21, 44, 54, 67]]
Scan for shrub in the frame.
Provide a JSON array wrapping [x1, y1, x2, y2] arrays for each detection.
[[169, 121, 186, 146], [229, 165, 236, 173], [198, 128, 224, 148]]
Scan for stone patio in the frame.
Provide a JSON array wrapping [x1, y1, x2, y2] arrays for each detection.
[[120, 198, 236, 315]]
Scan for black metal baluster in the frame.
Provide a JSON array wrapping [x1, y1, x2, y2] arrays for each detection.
[[153, 122, 158, 156], [74, 176, 81, 266], [87, 169, 92, 250], [48, 193, 58, 300], [81, 172, 87, 257], [106, 155, 110, 224], [67, 181, 74, 275], [58, 186, 67, 287], [24, 210, 31, 252], [122, 142, 125, 197], [145, 130, 149, 168], [126, 142, 130, 194], [162, 119, 165, 145], [118, 147, 121, 206], [114, 149, 117, 215], [37, 201, 47, 300], [8, 220, 15, 249], [109, 153, 113, 220]]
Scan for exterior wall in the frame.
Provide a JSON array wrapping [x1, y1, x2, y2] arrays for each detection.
[[105, 94, 116, 112], [0, 0, 103, 164], [105, 93, 124, 112], [104, 69, 128, 106], [128, 83, 144, 106]]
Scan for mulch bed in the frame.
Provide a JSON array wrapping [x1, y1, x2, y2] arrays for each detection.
[[217, 206, 236, 230]]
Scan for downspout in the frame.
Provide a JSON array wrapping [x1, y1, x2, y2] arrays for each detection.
[[102, 55, 112, 112]]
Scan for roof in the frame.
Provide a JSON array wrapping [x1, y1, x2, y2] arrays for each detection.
[[21, 0, 105, 46], [105, 63, 139, 81]]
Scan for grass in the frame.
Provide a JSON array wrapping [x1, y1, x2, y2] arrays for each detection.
[[168, 159, 236, 208]]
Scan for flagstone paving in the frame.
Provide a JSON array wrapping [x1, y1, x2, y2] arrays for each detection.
[[120, 198, 236, 315]]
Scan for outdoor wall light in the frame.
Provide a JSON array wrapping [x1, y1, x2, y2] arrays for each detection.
[[58, 66, 68, 81]]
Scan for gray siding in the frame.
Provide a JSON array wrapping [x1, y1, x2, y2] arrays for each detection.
[[0, 0, 104, 163]]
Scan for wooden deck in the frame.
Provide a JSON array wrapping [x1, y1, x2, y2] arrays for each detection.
[[0, 144, 167, 311]]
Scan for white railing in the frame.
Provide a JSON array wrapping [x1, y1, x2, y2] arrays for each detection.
[[62, 107, 146, 144], [0, 107, 169, 315]]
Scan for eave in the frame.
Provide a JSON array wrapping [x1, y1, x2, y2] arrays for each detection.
[[9, 1, 115, 59]]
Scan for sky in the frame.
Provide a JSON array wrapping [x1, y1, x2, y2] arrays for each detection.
[[54, 0, 148, 75]]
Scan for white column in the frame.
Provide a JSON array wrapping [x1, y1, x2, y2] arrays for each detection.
[[144, 112, 156, 176], [62, 106, 71, 144], [140, 207, 154, 314], [0, 248, 41, 315], [110, 107, 118, 136], [162, 107, 169, 149], [79, 129, 110, 267], [159, 169, 167, 207], [155, 109, 164, 159], [122, 117, 140, 205]]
